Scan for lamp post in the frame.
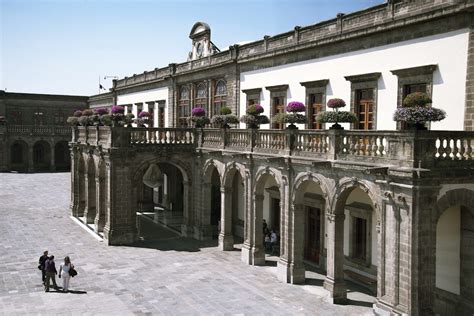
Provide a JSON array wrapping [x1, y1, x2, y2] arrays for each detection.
[[99, 75, 118, 94]]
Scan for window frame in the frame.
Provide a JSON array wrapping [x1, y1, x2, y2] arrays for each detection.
[[345, 72, 380, 130], [300, 79, 329, 130], [265, 84, 288, 130]]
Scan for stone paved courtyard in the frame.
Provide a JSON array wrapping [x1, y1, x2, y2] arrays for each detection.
[[0, 173, 374, 315]]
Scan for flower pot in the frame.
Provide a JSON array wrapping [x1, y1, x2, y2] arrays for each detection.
[[286, 124, 298, 130], [329, 123, 344, 130]]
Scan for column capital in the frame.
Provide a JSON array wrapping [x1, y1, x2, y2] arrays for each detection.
[[326, 212, 345, 223]]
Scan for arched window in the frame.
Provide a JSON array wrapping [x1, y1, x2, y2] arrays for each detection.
[[195, 83, 207, 109], [213, 80, 227, 115], [178, 86, 190, 127]]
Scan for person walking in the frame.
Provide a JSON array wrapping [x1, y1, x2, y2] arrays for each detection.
[[59, 256, 74, 292], [38, 250, 49, 285], [44, 255, 59, 292]]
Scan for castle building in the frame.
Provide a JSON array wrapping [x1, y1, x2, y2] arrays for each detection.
[[73, 1, 474, 315], [0, 91, 88, 172]]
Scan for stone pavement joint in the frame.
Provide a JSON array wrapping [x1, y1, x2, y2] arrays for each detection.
[[0, 173, 373, 315]]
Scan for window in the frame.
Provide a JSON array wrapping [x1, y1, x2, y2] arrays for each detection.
[[54, 111, 65, 125], [355, 89, 374, 130], [178, 86, 190, 127], [391, 65, 436, 130], [158, 101, 165, 128], [345, 73, 380, 130], [309, 93, 324, 129], [242, 88, 261, 108], [33, 108, 45, 125], [300, 79, 328, 130], [136, 103, 143, 116], [195, 82, 207, 109], [266, 84, 288, 130], [213, 80, 227, 116], [9, 111, 22, 124], [147, 102, 155, 127]]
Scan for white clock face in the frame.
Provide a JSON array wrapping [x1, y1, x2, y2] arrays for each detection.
[[196, 43, 203, 57]]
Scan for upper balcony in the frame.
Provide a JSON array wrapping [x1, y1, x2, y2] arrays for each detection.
[[3, 124, 72, 137], [72, 126, 474, 174]]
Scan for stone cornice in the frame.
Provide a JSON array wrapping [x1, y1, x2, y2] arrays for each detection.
[[265, 84, 289, 92], [300, 79, 329, 88], [242, 88, 262, 95], [390, 64, 438, 77], [344, 72, 381, 83]]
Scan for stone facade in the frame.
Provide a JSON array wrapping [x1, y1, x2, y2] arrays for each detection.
[[74, 1, 474, 315], [0, 91, 88, 172]]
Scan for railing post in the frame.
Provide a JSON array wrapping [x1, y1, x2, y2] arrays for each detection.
[[327, 129, 343, 160], [248, 128, 257, 152], [285, 128, 297, 155], [222, 127, 229, 149]]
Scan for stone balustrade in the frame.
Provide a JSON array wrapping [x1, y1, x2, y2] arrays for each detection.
[[6, 124, 71, 136], [73, 126, 474, 169]]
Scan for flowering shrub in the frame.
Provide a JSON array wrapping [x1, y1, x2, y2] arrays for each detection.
[[191, 107, 206, 117], [82, 109, 94, 116], [188, 116, 210, 127], [100, 114, 113, 126], [66, 116, 79, 126], [77, 116, 92, 126], [317, 111, 357, 124], [246, 104, 264, 115], [211, 114, 239, 127], [403, 92, 432, 108], [393, 106, 446, 123], [272, 113, 307, 124], [94, 108, 108, 115], [111, 105, 125, 114], [327, 98, 346, 109], [286, 101, 306, 113], [394, 92, 446, 127], [138, 111, 152, 118], [73, 110, 83, 117], [240, 114, 270, 126], [220, 107, 232, 115]]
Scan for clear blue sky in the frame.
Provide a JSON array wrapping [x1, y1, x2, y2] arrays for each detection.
[[1, 0, 384, 96]]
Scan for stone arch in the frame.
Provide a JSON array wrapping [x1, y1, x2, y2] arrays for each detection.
[[333, 177, 380, 217], [77, 152, 86, 217], [132, 156, 192, 236], [32, 140, 51, 171], [222, 162, 247, 188], [435, 188, 474, 222], [290, 172, 332, 275], [203, 158, 225, 185], [9, 139, 29, 171], [253, 166, 284, 196], [54, 140, 70, 171]]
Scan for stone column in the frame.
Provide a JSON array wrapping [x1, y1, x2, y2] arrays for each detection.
[[28, 143, 34, 172], [94, 175, 106, 233], [50, 143, 56, 172], [84, 172, 96, 224], [280, 203, 305, 284], [241, 174, 254, 264], [181, 180, 193, 237], [103, 157, 136, 245], [69, 146, 79, 216], [218, 186, 234, 250], [324, 212, 347, 304], [250, 194, 265, 265]]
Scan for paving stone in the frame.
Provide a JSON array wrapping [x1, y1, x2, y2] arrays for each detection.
[[0, 173, 373, 315]]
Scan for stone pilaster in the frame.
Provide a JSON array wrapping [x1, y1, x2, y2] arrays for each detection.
[[218, 186, 234, 250], [94, 174, 106, 233], [324, 212, 347, 304], [83, 172, 96, 224], [103, 156, 136, 245], [464, 27, 474, 130], [69, 146, 79, 216], [180, 180, 193, 237]]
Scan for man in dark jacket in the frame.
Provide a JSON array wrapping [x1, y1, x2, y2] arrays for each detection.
[[38, 250, 48, 285], [44, 255, 59, 292]]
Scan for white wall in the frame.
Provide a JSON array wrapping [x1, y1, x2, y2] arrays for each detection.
[[117, 87, 169, 127], [436, 205, 461, 295], [240, 29, 469, 131]]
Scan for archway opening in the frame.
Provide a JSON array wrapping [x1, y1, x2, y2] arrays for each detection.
[[85, 157, 96, 224], [10, 141, 28, 171], [435, 204, 474, 315], [337, 187, 378, 295], [33, 140, 51, 171], [54, 141, 70, 171], [136, 162, 186, 236], [254, 172, 281, 264]]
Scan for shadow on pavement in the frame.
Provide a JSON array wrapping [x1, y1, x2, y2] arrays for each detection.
[[132, 215, 218, 252]]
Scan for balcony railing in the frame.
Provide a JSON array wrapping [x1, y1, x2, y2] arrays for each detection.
[[5, 125, 71, 136], [73, 127, 474, 169]]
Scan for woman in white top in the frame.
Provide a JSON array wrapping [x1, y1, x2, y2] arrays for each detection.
[[59, 256, 73, 292]]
